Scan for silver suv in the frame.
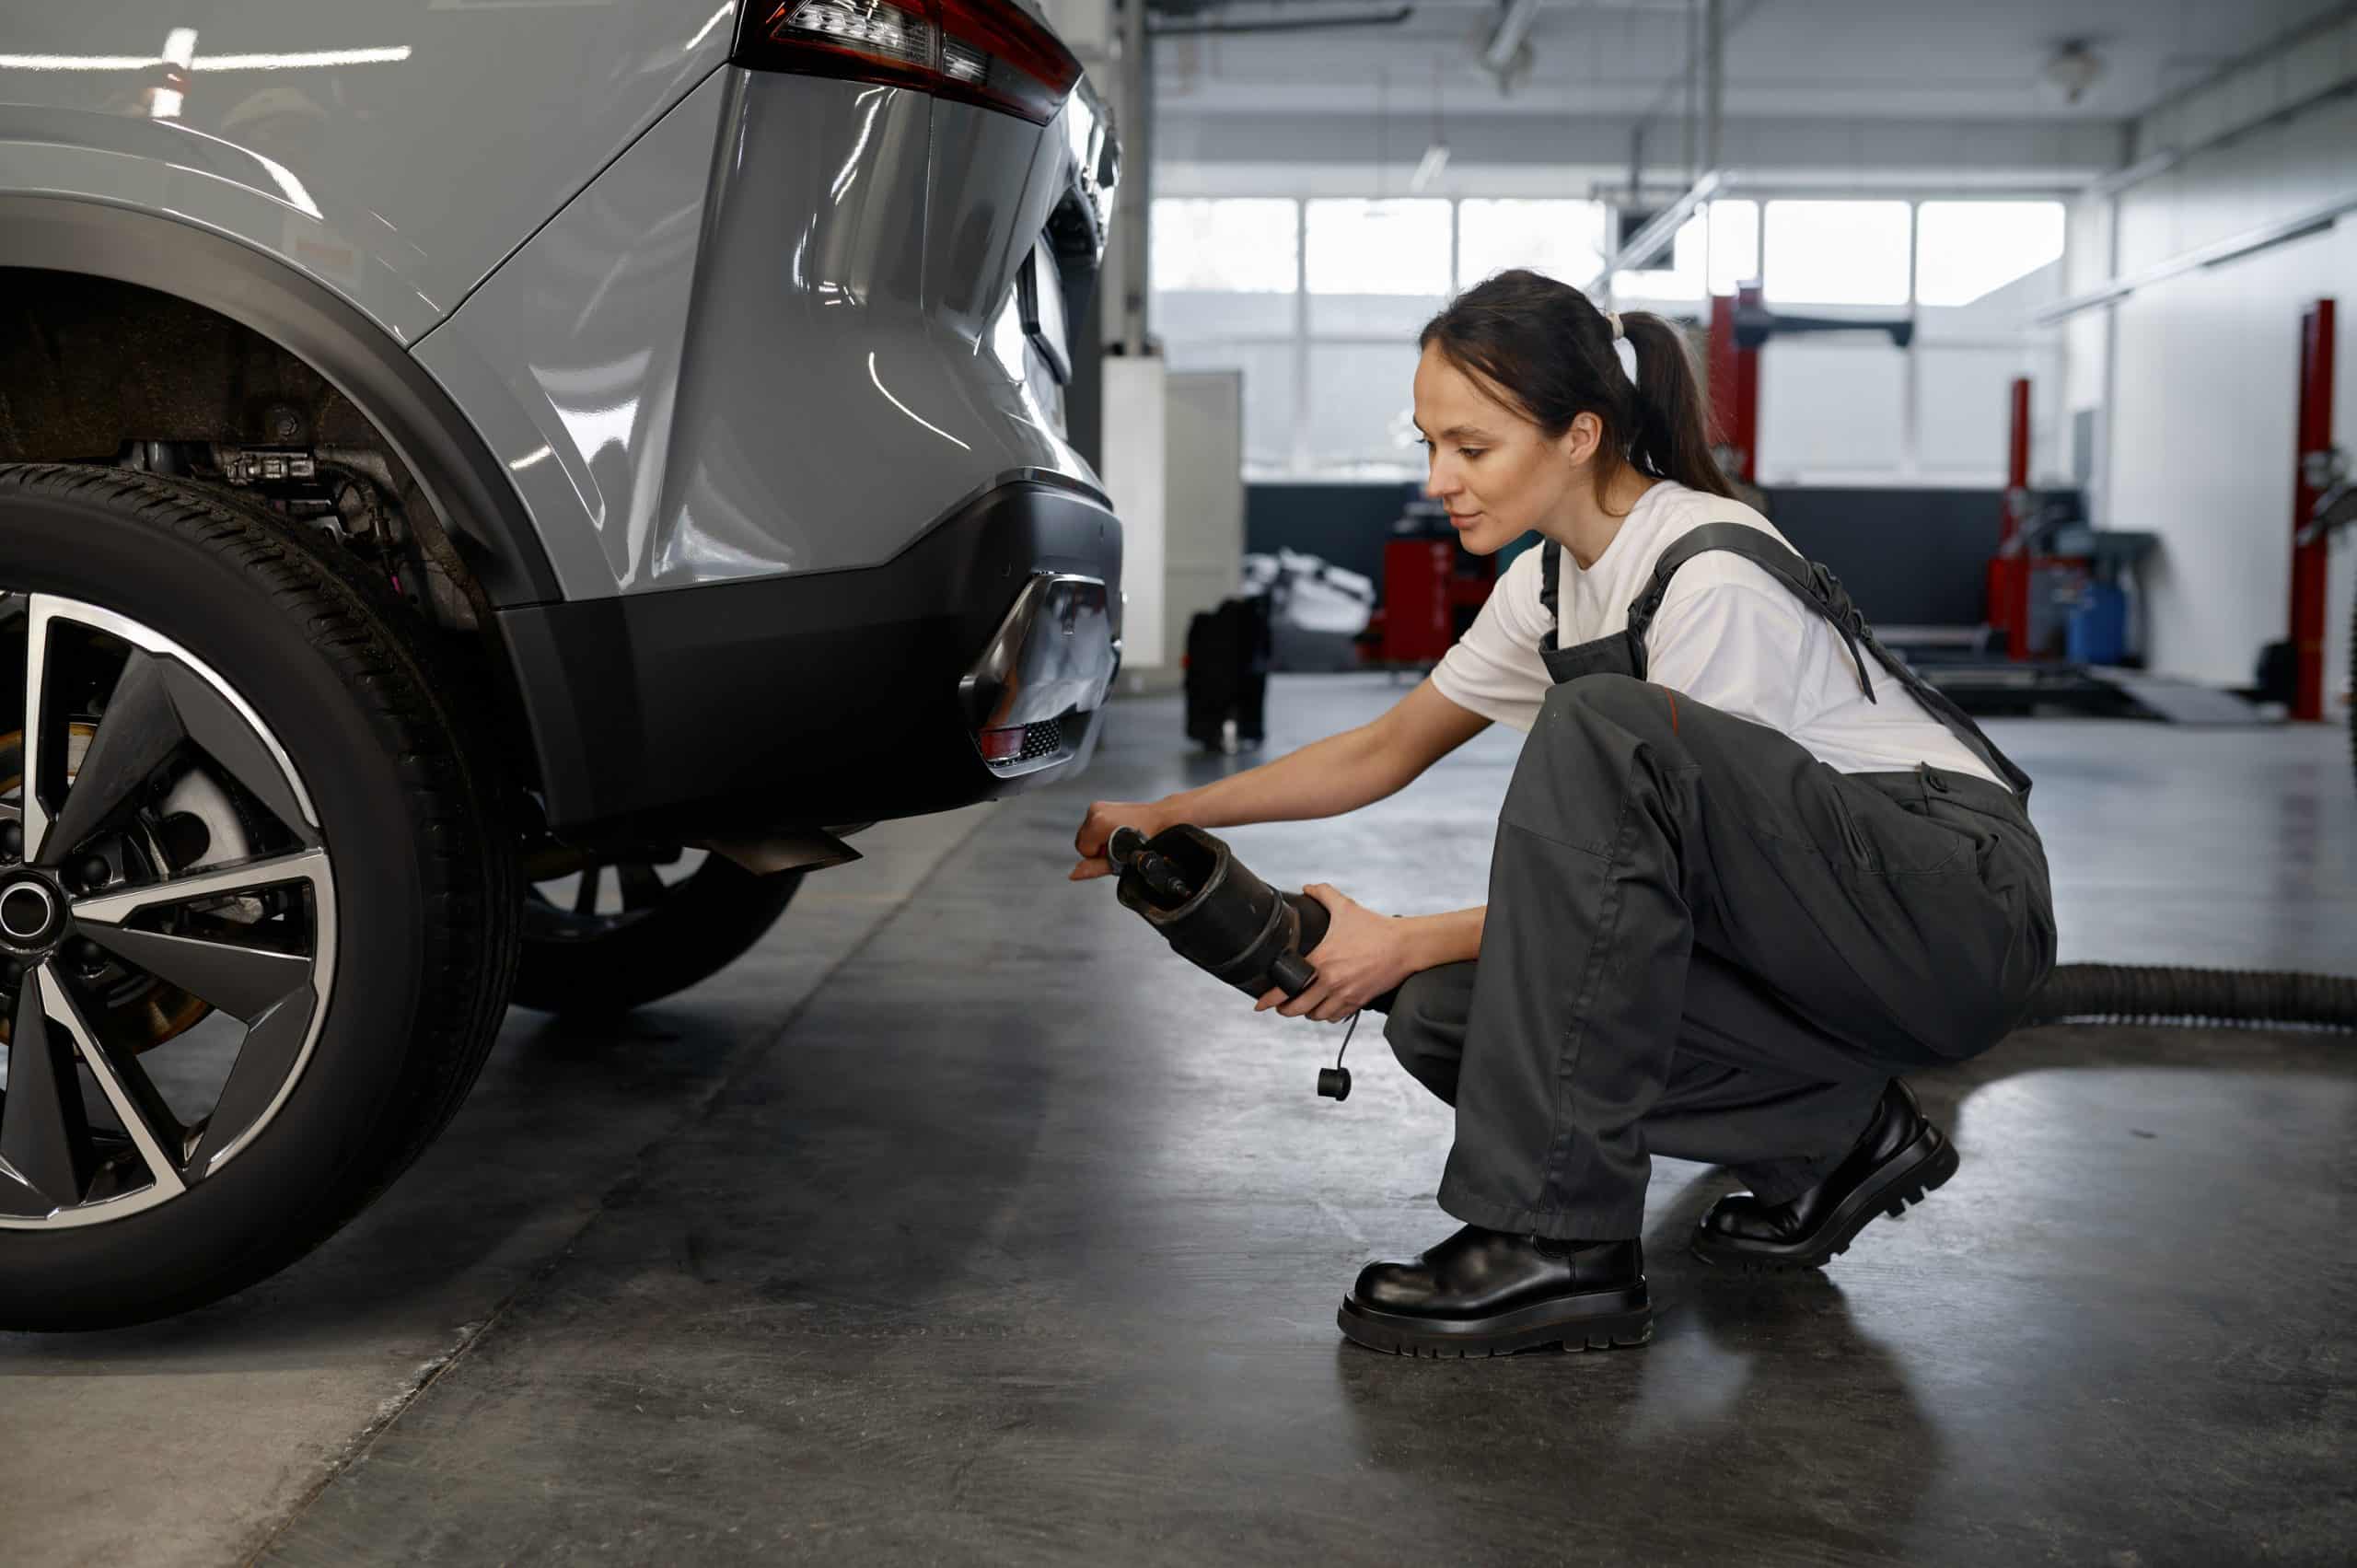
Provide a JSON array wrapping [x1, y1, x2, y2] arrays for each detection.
[[0, 0, 1123, 1328]]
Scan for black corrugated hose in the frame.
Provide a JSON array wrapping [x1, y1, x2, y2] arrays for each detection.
[[2024, 964, 2357, 1030], [2027, 614, 2357, 1032]]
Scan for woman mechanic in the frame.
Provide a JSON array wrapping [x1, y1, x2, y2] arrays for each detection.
[[1071, 270, 2057, 1359]]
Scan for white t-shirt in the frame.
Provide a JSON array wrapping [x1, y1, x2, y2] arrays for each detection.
[[1430, 481, 2008, 787]]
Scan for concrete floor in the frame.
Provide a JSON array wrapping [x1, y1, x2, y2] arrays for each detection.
[[5, 675, 2352, 1566]]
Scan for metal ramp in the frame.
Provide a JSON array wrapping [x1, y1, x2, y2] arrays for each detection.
[[2085, 667, 2271, 726], [1882, 631, 2272, 724], [1907, 659, 2271, 724]]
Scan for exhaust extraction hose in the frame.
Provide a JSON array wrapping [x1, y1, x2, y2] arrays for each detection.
[[2024, 963, 2357, 1030], [2015, 602, 2357, 1034]]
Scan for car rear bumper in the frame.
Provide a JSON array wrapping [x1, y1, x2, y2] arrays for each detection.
[[500, 471, 1122, 837]]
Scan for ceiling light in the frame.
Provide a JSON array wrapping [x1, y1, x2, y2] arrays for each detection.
[[2038, 40, 2104, 106]]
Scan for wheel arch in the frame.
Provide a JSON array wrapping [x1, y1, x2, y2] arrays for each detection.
[[0, 196, 563, 610]]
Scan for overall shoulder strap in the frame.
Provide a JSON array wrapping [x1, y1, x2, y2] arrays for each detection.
[[1622, 522, 1879, 700], [1622, 525, 2036, 796], [1538, 540, 1561, 636]]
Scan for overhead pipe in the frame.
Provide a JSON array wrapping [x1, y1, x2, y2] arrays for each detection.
[[1118, 0, 1150, 357], [1480, 0, 1543, 75], [2034, 187, 2357, 324], [1585, 169, 1724, 292], [2089, 3, 2357, 203], [1148, 5, 1412, 34], [1589, 0, 1724, 296], [1701, 0, 1721, 171]]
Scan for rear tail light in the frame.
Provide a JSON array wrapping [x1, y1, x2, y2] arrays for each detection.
[[736, 0, 1084, 126]]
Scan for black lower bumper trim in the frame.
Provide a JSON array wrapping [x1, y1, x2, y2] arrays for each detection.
[[500, 478, 1122, 836]]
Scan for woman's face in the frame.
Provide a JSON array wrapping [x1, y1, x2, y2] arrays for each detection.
[[1411, 343, 1597, 555]]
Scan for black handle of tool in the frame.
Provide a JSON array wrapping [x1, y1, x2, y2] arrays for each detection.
[[1266, 890, 1332, 997], [1282, 893, 1400, 1016], [1293, 890, 1330, 955]]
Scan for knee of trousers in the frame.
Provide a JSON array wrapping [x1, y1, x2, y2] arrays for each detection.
[[1383, 970, 1462, 1086]]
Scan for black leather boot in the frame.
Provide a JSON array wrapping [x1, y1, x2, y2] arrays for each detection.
[[1337, 1224, 1651, 1358], [1690, 1079, 1958, 1272]]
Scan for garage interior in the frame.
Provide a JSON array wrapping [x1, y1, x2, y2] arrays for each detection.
[[7, 1, 2357, 1564]]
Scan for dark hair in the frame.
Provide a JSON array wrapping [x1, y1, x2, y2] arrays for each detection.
[[1417, 269, 1734, 507]]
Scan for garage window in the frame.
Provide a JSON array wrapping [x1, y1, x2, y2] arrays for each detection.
[[1150, 199, 1298, 294], [1762, 200, 1913, 307], [1914, 201, 2067, 307], [1148, 191, 2063, 482], [1457, 200, 1608, 292], [1306, 200, 1452, 296]]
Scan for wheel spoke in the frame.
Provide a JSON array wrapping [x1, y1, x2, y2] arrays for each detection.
[[17, 594, 319, 837], [0, 969, 96, 1205], [42, 649, 185, 864], [37, 966, 187, 1200], [71, 848, 330, 926], [189, 985, 315, 1174], [75, 923, 312, 1022], [0, 1160, 44, 1217], [19, 594, 58, 864], [618, 862, 666, 912], [574, 864, 604, 916], [150, 658, 312, 842]]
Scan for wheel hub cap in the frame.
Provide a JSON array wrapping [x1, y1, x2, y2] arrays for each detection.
[[0, 877, 60, 947]]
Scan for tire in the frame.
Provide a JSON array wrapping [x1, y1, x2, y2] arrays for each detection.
[[514, 855, 802, 1015], [0, 464, 518, 1330]]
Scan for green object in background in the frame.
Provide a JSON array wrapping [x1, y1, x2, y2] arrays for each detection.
[[1494, 531, 1540, 570]]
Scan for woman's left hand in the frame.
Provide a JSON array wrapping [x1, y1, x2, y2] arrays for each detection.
[[1255, 884, 1415, 1024]]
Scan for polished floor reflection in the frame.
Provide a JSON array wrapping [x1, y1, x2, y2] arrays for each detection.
[[6, 678, 2352, 1566]]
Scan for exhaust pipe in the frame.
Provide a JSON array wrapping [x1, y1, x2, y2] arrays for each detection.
[[697, 826, 868, 877]]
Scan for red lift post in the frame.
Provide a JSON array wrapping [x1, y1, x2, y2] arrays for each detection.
[[2291, 299, 2337, 723], [1708, 287, 1761, 482], [1987, 377, 2034, 660]]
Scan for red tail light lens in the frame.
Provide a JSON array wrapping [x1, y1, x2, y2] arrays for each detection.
[[737, 0, 1084, 125]]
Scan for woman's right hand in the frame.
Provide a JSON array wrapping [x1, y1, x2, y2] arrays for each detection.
[[1071, 799, 1171, 880]]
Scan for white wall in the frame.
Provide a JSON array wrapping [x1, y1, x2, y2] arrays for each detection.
[[2089, 78, 2357, 693], [1162, 370, 1246, 668], [1102, 356, 1169, 673]]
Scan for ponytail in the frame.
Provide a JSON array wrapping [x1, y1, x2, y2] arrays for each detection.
[[1618, 311, 1735, 499], [1420, 271, 1736, 509]]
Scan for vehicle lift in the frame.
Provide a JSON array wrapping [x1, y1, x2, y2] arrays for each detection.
[[1706, 285, 2340, 724]]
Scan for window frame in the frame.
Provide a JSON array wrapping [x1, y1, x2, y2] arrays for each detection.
[[1146, 188, 2073, 484]]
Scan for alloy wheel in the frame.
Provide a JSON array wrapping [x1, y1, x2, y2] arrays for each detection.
[[0, 591, 334, 1228]]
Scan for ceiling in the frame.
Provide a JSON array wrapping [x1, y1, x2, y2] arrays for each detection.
[[1151, 0, 2345, 125]]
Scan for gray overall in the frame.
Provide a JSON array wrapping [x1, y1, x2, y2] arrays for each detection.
[[1383, 522, 2057, 1240]]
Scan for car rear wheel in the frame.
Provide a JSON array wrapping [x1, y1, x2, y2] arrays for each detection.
[[514, 852, 802, 1015], [0, 465, 517, 1330]]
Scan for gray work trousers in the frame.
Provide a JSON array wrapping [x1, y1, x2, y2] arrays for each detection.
[[1384, 674, 2056, 1241]]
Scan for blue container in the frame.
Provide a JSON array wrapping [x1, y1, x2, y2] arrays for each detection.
[[2066, 581, 2128, 666]]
